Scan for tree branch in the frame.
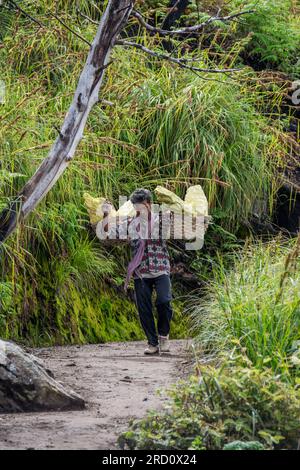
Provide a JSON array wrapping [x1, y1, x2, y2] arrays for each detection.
[[117, 40, 240, 73], [49, 12, 92, 47], [131, 8, 255, 36], [8, 0, 45, 28], [76, 8, 98, 25]]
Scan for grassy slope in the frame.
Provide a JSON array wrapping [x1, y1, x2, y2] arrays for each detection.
[[193, 237, 300, 379]]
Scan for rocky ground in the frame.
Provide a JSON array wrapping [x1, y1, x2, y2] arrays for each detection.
[[0, 339, 191, 450]]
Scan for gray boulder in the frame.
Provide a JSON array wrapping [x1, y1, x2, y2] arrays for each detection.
[[0, 340, 85, 413]]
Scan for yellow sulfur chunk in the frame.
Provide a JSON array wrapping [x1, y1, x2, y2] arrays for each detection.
[[184, 185, 208, 216], [83, 193, 116, 225]]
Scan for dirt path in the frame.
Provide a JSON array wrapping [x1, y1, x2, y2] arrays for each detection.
[[0, 340, 191, 450]]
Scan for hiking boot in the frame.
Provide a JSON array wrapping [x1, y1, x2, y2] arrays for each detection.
[[144, 344, 159, 355], [159, 335, 170, 352]]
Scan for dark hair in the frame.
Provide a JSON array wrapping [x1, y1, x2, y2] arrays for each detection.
[[129, 188, 152, 204]]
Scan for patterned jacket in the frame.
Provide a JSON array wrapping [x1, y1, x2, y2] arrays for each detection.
[[103, 210, 171, 277], [130, 238, 170, 274]]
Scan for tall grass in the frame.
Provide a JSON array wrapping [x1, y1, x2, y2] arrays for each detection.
[[192, 237, 300, 380]]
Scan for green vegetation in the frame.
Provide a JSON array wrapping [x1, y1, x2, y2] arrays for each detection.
[[1, 1, 291, 344], [120, 239, 300, 450], [120, 356, 300, 450], [230, 0, 300, 75], [166, 0, 300, 76], [223, 441, 265, 450], [193, 237, 300, 380]]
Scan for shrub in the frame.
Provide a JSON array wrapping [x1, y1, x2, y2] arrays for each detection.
[[119, 361, 300, 450], [193, 238, 300, 380], [230, 0, 300, 75], [223, 441, 265, 450]]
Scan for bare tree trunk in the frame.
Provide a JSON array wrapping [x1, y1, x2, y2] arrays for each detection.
[[161, 0, 190, 52], [0, 0, 134, 243], [161, 0, 190, 31]]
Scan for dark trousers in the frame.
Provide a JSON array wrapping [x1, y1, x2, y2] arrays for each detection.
[[134, 274, 173, 347]]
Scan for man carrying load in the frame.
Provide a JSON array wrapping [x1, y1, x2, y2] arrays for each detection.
[[84, 184, 210, 356], [127, 188, 172, 355]]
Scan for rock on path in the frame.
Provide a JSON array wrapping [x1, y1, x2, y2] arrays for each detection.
[[0, 340, 84, 413], [0, 340, 191, 450]]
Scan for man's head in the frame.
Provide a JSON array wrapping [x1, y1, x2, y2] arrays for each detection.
[[129, 188, 152, 211]]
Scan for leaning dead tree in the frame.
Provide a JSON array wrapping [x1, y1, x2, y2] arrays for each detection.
[[0, 0, 133, 242], [0, 0, 254, 243]]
